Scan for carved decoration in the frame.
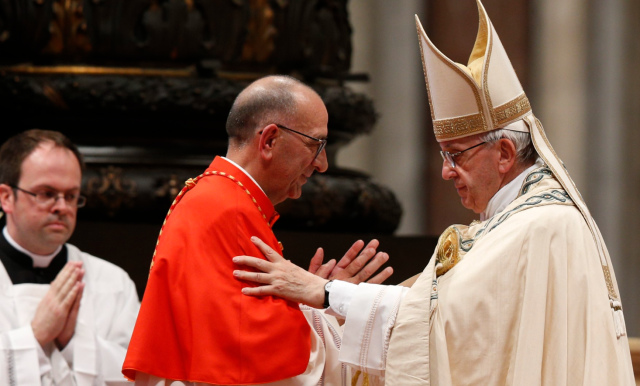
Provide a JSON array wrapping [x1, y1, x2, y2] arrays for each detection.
[[0, 0, 402, 233], [155, 174, 182, 198], [275, 174, 403, 233], [0, 0, 352, 77], [0, 72, 376, 140], [85, 166, 137, 217], [240, 0, 276, 62], [43, 0, 92, 55]]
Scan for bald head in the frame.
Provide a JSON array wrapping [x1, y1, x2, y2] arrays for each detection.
[[226, 75, 321, 146]]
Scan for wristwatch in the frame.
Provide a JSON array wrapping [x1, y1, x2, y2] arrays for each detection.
[[323, 280, 333, 309]]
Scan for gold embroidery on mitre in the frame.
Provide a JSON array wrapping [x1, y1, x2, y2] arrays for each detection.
[[436, 225, 461, 276], [433, 113, 487, 141], [494, 93, 532, 126]]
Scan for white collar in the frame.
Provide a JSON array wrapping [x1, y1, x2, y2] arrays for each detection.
[[221, 157, 265, 194], [3, 226, 62, 268], [480, 159, 544, 221]]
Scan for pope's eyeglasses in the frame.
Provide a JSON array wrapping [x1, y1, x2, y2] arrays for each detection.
[[440, 142, 487, 169], [276, 124, 327, 160], [11, 185, 87, 208]]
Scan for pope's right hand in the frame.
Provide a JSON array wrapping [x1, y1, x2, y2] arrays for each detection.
[[31, 261, 85, 348]]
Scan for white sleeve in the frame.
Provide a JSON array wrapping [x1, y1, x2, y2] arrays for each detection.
[[338, 283, 409, 377], [83, 275, 139, 386], [326, 280, 358, 318], [0, 325, 51, 385]]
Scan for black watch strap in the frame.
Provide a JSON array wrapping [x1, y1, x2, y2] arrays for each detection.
[[323, 280, 333, 308]]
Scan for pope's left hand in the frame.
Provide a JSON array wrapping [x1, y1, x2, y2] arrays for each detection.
[[234, 237, 328, 308]]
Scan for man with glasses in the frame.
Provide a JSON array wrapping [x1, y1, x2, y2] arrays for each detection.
[[0, 129, 140, 385], [232, 3, 634, 385], [123, 75, 392, 386]]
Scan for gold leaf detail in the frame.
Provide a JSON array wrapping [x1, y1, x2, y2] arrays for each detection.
[[433, 113, 486, 141], [494, 93, 532, 126], [436, 226, 461, 276]]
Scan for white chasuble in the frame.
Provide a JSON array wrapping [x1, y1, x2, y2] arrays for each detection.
[[0, 244, 140, 386], [385, 167, 635, 385], [338, 167, 634, 385]]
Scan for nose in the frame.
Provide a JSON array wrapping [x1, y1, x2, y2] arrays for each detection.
[[441, 160, 457, 180], [51, 195, 72, 213], [312, 148, 329, 173]]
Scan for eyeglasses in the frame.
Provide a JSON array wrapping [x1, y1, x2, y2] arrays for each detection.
[[440, 142, 487, 168], [276, 124, 327, 160], [11, 185, 87, 208]]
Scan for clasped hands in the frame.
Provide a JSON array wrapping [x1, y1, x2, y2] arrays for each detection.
[[233, 237, 392, 309], [31, 261, 85, 350]]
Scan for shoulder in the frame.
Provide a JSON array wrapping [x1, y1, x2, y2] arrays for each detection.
[[476, 204, 586, 249], [176, 176, 242, 214], [66, 244, 136, 291], [517, 203, 584, 229]]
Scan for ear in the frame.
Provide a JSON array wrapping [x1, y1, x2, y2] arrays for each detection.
[[497, 138, 517, 174], [0, 184, 15, 214], [258, 124, 280, 161]]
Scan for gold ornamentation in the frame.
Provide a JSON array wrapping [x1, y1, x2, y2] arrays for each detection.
[[241, 0, 276, 62], [602, 265, 618, 300], [436, 226, 461, 276], [433, 113, 486, 141], [351, 370, 371, 386], [43, 0, 92, 55], [85, 165, 137, 216], [494, 93, 531, 126], [416, 23, 435, 122], [0, 64, 194, 77], [483, 23, 497, 128]]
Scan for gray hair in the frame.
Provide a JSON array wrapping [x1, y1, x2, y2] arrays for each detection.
[[479, 129, 538, 166]]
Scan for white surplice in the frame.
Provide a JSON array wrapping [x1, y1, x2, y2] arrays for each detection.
[[0, 244, 140, 386], [133, 307, 350, 386]]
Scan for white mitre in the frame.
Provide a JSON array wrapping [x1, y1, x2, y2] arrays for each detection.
[[415, 0, 530, 141], [415, 0, 626, 338]]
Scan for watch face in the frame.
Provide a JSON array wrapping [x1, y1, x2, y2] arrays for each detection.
[[325, 281, 333, 291]]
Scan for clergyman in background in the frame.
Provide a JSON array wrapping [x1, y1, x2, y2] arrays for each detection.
[[0, 129, 140, 386]]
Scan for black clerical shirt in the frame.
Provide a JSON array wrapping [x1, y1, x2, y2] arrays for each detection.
[[0, 232, 67, 285]]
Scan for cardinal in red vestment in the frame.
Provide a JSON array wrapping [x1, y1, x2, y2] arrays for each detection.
[[123, 155, 312, 384]]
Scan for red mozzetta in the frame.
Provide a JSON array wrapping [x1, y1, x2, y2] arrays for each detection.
[[123, 156, 311, 384]]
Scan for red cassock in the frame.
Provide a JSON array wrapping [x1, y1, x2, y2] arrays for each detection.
[[122, 157, 311, 384]]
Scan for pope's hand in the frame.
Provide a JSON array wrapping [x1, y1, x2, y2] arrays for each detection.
[[234, 237, 327, 308]]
